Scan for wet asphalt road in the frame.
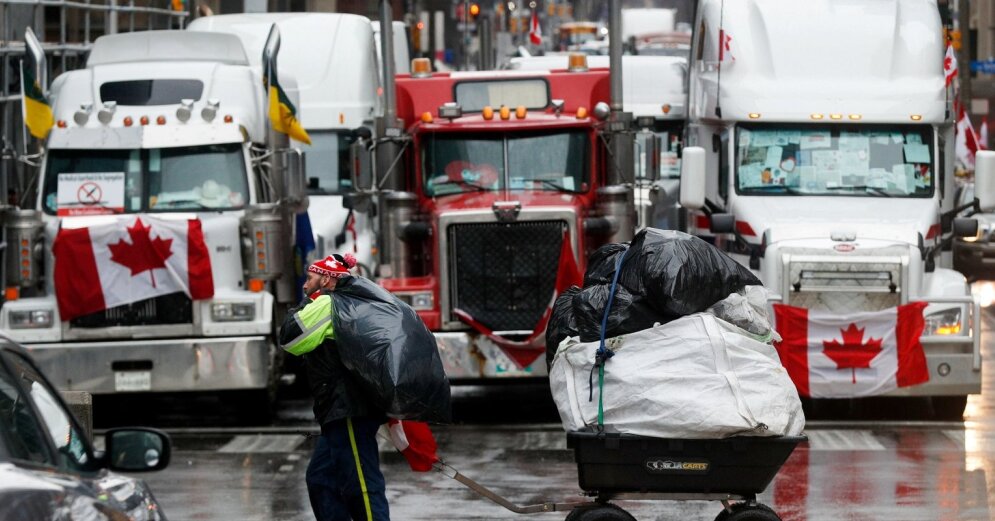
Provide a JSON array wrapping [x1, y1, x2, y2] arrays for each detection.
[[100, 308, 995, 521]]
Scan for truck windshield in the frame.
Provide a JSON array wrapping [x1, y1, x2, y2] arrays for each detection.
[[735, 125, 934, 197], [423, 130, 589, 196], [42, 144, 249, 214]]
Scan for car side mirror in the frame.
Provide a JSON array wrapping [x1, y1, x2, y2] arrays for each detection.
[[953, 217, 979, 239], [679, 146, 706, 210], [976, 151, 995, 212], [710, 213, 736, 234], [105, 428, 171, 472]]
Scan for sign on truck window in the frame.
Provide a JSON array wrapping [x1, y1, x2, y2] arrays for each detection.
[[454, 79, 549, 112], [56, 172, 126, 215]]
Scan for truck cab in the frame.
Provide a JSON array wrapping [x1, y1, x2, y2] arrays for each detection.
[[681, 0, 980, 417], [1, 31, 302, 407]]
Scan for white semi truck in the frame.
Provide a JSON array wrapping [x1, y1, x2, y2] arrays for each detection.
[[189, 13, 382, 273], [679, 0, 984, 419], [1, 30, 305, 414]]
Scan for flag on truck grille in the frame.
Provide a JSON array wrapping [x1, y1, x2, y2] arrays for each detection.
[[20, 58, 53, 140], [53, 216, 214, 321], [772, 302, 929, 398], [263, 25, 311, 145]]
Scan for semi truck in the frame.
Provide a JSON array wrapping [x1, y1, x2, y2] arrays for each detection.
[[679, 0, 984, 418], [1, 30, 305, 415], [360, 53, 636, 379]]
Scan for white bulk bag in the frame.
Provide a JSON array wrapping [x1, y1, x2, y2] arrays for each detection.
[[549, 311, 805, 439]]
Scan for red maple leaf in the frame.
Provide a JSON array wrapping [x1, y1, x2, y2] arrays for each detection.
[[108, 218, 173, 288], [822, 323, 883, 384]]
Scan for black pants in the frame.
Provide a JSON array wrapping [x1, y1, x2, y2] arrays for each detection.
[[306, 417, 390, 521]]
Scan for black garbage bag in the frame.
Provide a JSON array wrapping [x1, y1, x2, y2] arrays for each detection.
[[573, 228, 761, 342], [546, 285, 582, 369], [329, 276, 452, 424]]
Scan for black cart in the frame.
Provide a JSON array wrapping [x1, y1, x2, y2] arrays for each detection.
[[437, 430, 806, 521]]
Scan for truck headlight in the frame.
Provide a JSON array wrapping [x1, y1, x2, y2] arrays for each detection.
[[9, 309, 53, 329], [211, 302, 256, 322], [924, 309, 962, 336], [397, 292, 434, 310]]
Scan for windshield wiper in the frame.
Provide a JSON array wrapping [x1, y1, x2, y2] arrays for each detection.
[[160, 199, 212, 209], [535, 179, 576, 193], [429, 178, 489, 193], [825, 185, 893, 198], [744, 185, 802, 195]]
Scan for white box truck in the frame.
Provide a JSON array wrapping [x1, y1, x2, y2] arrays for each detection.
[[679, 0, 984, 419]]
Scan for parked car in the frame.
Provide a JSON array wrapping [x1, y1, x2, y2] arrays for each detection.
[[0, 335, 171, 520]]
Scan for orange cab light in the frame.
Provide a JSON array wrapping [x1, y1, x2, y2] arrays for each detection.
[[255, 231, 264, 239], [248, 278, 266, 292], [140, 115, 150, 126], [20, 239, 28, 247], [567, 53, 588, 72], [20, 270, 29, 278], [515, 105, 527, 119], [224, 114, 234, 123], [662, 104, 672, 114], [911, 114, 923, 121], [156, 115, 167, 125], [20, 259, 29, 267], [421, 111, 434, 123], [482, 106, 494, 120], [339, 113, 345, 124], [499, 105, 511, 120], [810, 113, 824, 120], [829, 113, 843, 120], [411, 57, 432, 77], [123, 116, 134, 127], [576, 107, 589, 119], [57, 120, 68, 128], [257, 263, 266, 271], [748, 113, 762, 119], [20, 249, 29, 257], [4, 287, 19, 301]]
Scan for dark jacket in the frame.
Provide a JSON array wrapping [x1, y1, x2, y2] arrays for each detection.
[[278, 286, 380, 426]]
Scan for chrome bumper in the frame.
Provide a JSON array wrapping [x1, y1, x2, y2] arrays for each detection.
[[435, 332, 547, 379], [25, 336, 273, 394]]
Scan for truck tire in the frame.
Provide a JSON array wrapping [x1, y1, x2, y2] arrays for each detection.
[[564, 504, 636, 521], [930, 395, 968, 421], [717, 503, 781, 521]]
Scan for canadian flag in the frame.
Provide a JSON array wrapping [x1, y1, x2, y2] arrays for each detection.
[[52, 216, 214, 321], [956, 106, 981, 169], [772, 302, 929, 398], [529, 11, 542, 46], [386, 419, 439, 472], [944, 44, 958, 87], [719, 29, 734, 62]]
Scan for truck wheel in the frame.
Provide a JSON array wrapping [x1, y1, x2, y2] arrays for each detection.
[[722, 503, 782, 521], [930, 396, 968, 421], [564, 504, 636, 521]]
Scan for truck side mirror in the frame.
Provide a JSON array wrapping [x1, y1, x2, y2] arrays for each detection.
[[679, 146, 706, 210], [642, 132, 661, 183], [284, 148, 306, 204], [350, 140, 373, 192], [976, 151, 995, 212], [710, 213, 736, 234], [953, 217, 979, 239]]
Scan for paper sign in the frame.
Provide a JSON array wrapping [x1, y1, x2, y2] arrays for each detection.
[[57, 172, 126, 216], [840, 136, 870, 152], [799, 166, 818, 189], [891, 132, 904, 144], [812, 150, 840, 172], [840, 150, 869, 175], [739, 164, 763, 188], [751, 131, 777, 147], [800, 131, 832, 150], [765, 146, 784, 168], [904, 144, 930, 164], [893, 164, 915, 193], [905, 133, 923, 145]]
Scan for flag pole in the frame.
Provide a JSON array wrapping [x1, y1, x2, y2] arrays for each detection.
[[715, 0, 725, 119]]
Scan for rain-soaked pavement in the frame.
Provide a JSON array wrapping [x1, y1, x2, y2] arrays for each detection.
[[105, 306, 995, 521]]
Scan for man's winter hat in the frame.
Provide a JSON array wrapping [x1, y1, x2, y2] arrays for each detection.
[[307, 253, 357, 278]]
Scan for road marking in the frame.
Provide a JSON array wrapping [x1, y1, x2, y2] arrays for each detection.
[[806, 430, 886, 451], [278, 464, 294, 473], [287, 454, 301, 461], [218, 434, 305, 453]]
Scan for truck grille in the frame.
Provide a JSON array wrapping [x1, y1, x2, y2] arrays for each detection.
[[783, 247, 906, 314], [70, 292, 193, 328], [448, 220, 565, 331]]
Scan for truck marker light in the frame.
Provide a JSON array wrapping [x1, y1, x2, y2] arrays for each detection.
[[20, 270, 29, 278], [412, 58, 432, 78], [57, 120, 67, 128], [482, 106, 494, 120], [911, 115, 923, 121], [224, 115, 234, 123], [339, 113, 345, 124], [849, 114, 862, 121], [515, 105, 527, 119], [4, 287, 19, 301], [255, 231, 264, 239], [500, 105, 511, 120], [748, 113, 761, 119], [140, 115, 150, 126], [810, 113, 824, 120], [568, 53, 589, 72], [662, 104, 672, 114], [421, 111, 434, 123], [576, 107, 588, 119], [257, 262, 266, 271], [829, 114, 842, 120], [156, 115, 166, 125], [123, 116, 134, 127], [248, 278, 265, 292]]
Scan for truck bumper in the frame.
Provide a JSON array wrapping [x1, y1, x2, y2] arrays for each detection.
[[435, 332, 548, 379], [24, 336, 272, 394]]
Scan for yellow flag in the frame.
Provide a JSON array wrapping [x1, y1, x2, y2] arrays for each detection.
[[21, 65, 53, 139]]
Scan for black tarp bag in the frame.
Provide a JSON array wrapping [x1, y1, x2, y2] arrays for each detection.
[[329, 276, 452, 424]]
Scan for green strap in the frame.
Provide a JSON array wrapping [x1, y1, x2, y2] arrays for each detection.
[[597, 363, 606, 428]]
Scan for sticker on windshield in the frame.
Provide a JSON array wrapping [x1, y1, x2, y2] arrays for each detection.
[[56, 172, 125, 216]]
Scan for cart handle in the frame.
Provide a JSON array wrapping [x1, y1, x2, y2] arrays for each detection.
[[434, 461, 589, 514]]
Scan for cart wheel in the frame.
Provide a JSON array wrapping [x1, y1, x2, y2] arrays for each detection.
[[718, 503, 781, 521], [564, 504, 637, 521]]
